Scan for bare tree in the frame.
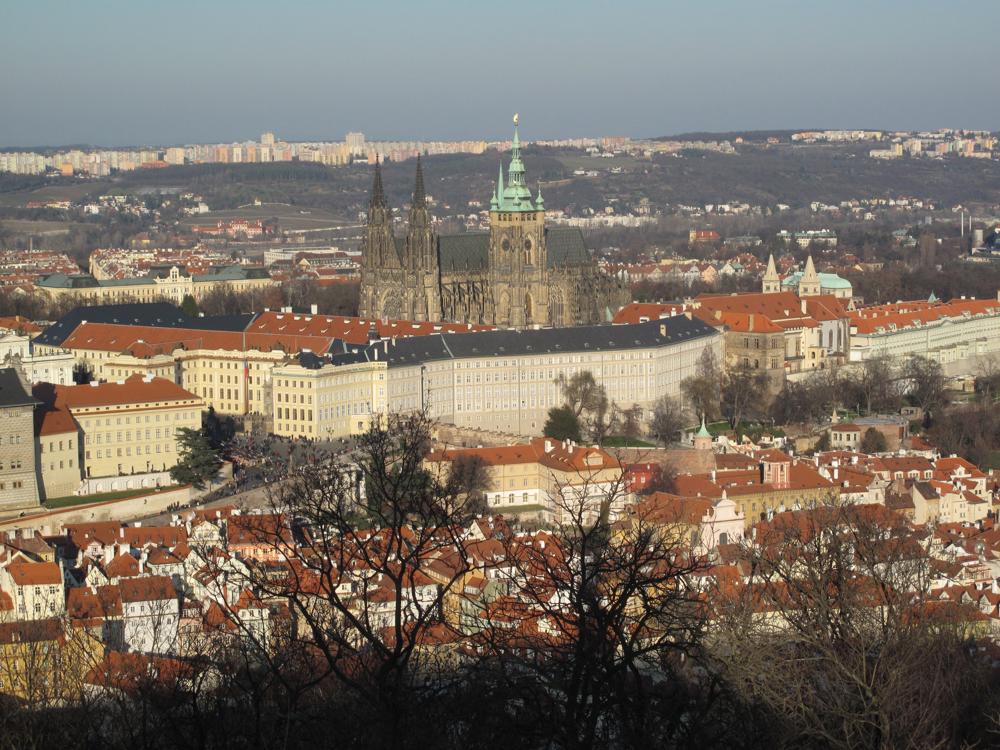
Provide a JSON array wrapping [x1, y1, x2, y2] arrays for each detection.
[[902, 354, 948, 417], [649, 395, 686, 447], [721, 362, 770, 430], [229, 411, 481, 749], [681, 348, 722, 421], [477, 472, 713, 749], [713, 504, 987, 750]]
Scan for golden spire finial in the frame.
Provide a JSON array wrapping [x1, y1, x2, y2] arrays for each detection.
[[513, 113, 519, 126]]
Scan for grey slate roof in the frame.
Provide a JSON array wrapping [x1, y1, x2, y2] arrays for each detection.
[[36, 273, 100, 289], [324, 315, 718, 368], [435, 227, 591, 272], [34, 304, 254, 348], [0, 368, 38, 408], [193, 265, 271, 282]]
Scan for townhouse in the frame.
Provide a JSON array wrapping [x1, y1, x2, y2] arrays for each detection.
[[425, 437, 627, 524]]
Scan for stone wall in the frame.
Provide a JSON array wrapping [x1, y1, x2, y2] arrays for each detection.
[[0, 404, 40, 512], [0, 485, 191, 535]]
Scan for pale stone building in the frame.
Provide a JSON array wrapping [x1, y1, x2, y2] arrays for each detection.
[[0, 368, 41, 513], [38, 376, 203, 480], [35, 265, 275, 306]]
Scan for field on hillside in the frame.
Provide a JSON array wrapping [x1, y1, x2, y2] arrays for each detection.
[[181, 202, 351, 231], [0, 179, 111, 207]]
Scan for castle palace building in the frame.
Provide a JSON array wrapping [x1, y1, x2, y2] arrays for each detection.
[[358, 117, 629, 328]]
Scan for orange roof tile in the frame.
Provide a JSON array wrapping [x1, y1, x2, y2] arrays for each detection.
[[50, 375, 199, 410], [5, 559, 62, 586]]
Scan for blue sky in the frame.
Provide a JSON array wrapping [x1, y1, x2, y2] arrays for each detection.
[[1, 0, 997, 147]]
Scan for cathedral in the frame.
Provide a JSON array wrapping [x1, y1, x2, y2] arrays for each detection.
[[358, 117, 629, 327]]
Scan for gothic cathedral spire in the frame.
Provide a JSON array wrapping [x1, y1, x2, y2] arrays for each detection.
[[412, 155, 426, 208], [370, 156, 387, 211]]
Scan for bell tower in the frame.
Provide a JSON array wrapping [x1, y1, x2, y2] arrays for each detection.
[[488, 114, 547, 327], [762, 253, 781, 294]]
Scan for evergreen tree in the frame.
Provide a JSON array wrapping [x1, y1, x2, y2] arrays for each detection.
[[170, 427, 221, 488], [543, 405, 582, 442], [180, 294, 199, 317]]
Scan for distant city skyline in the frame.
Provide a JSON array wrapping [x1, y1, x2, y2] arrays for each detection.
[[1, 0, 998, 148]]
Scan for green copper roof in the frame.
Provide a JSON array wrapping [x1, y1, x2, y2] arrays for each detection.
[[696, 415, 711, 438], [495, 115, 537, 212], [782, 271, 852, 289]]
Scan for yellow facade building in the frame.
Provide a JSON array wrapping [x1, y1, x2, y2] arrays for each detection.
[[49, 376, 203, 479]]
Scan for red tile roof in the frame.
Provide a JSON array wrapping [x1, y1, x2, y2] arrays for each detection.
[[50, 375, 199, 410], [5, 559, 62, 586], [850, 298, 1000, 335], [118, 575, 176, 603], [612, 303, 685, 325]]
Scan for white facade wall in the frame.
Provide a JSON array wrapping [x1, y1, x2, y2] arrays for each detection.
[[850, 311, 1000, 366], [387, 333, 723, 435]]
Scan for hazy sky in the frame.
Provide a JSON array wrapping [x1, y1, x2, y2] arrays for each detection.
[[2, 0, 997, 147]]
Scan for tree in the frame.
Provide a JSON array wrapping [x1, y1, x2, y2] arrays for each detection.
[[714, 504, 988, 749], [443, 453, 492, 515], [681, 347, 721, 421], [642, 459, 678, 494], [232, 411, 482, 749], [721, 362, 770, 430], [902, 354, 948, 416], [859, 427, 888, 453], [72, 362, 93, 385], [169, 427, 221, 488], [544, 405, 583, 442], [180, 294, 199, 317], [203, 406, 235, 451], [620, 403, 643, 443], [846, 353, 901, 415], [479, 473, 713, 749], [557, 371, 607, 417], [649, 394, 686, 446]]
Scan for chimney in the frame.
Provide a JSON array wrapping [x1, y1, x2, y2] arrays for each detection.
[[748, 315, 754, 332], [833, 467, 839, 481], [544, 439, 553, 453], [801, 299, 808, 314], [710, 469, 717, 483]]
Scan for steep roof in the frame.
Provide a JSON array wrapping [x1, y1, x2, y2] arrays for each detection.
[[0, 367, 38, 409], [34, 398, 77, 436], [35, 303, 192, 348], [50, 375, 199, 410], [378, 315, 718, 368], [119, 575, 176, 603], [5, 559, 62, 586], [850, 298, 1000, 335], [436, 227, 590, 272]]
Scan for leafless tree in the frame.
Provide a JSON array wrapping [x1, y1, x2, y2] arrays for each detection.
[[476, 471, 713, 749], [712, 503, 988, 750]]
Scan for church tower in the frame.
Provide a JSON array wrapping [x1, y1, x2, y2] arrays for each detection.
[[359, 158, 401, 319], [799, 254, 821, 297], [488, 114, 547, 327], [404, 156, 440, 320], [762, 253, 781, 294]]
